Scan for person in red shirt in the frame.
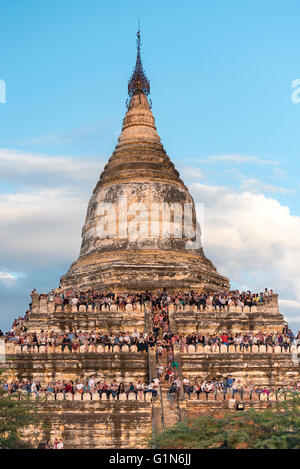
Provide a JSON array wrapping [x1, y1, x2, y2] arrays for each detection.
[[220, 333, 229, 345], [65, 381, 74, 394]]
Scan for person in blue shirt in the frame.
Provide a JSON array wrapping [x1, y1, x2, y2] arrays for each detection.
[[226, 375, 234, 389]]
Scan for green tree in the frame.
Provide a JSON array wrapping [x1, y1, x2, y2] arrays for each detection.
[[151, 398, 300, 449], [0, 371, 39, 449]]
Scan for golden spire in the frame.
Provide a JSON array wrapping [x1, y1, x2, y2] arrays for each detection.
[[128, 29, 150, 97]]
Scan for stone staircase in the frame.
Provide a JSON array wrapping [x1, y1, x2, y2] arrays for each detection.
[[153, 308, 184, 430]]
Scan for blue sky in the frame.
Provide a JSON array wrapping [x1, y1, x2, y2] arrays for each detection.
[[0, 0, 300, 331], [1, 1, 300, 208]]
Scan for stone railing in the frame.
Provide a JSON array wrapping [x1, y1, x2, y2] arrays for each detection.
[[4, 342, 148, 354], [171, 295, 279, 315], [4, 341, 298, 355], [9, 388, 298, 403], [30, 293, 148, 315], [181, 343, 298, 354], [9, 390, 157, 402], [183, 389, 299, 402], [30, 293, 279, 316]]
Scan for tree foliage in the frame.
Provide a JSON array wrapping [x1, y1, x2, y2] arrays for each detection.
[[0, 371, 39, 449], [151, 399, 300, 449]]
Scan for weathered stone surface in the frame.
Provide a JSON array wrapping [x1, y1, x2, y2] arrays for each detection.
[[60, 91, 228, 292], [30, 401, 152, 449], [174, 295, 286, 334], [180, 353, 299, 386], [183, 400, 285, 418], [5, 352, 148, 382], [23, 306, 146, 334]]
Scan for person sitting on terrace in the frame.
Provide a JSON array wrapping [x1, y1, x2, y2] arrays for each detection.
[[61, 334, 72, 352], [167, 382, 177, 404], [136, 380, 144, 399], [30, 287, 275, 315], [183, 377, 192, 397], [109, 380, 118, 399]]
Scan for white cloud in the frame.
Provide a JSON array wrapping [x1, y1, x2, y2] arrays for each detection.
[[0, 188, 88, 265], [0, 271, 17, 280], [178, 166, 204, 181], [191, 183, 300, 328], [285, 316, 300, 323], [279, 299, 300, 309], [278, 300, 300, 324], [0, 270, 24, 289], [240, 178, 292, 195], [0, 149, 104, 185]]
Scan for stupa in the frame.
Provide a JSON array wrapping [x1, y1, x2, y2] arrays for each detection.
[[60, 31, 229, 292], [3, 30, 298, 450]]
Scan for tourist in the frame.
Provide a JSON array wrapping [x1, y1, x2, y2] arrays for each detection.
[[167, 382, 177, 404], [57, 439, 64, 449]]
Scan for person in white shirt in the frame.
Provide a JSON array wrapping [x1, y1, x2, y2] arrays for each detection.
[[174, 377, 181, 389], [153, 378, 160, 388], [183, 377, 192, 398], [88, 377, 95, 391], [76, 382, 84, 394], [124, 334, 131, 345], [31, 381, 38, 397], [57, 439, 64, 449], [70, 297, 79, 311], [157, 364, 164, 376], [147, 382, 157, 397], [136, 381, 144, 400]]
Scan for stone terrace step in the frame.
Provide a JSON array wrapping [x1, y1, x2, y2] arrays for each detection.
[[31, 400, 153, 449]]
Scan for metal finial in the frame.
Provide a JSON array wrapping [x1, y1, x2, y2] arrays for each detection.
[[128, 28, 150, 97]]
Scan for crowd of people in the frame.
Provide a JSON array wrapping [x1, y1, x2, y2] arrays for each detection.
[[152, 288, 275, 309], [0, 287, 283, 342], [3, 329, 153, 353], [150, 292, 300, 406], [33, 288, 152, 310], [1, 286, 299, 414], [3, 373, 299, 403], [1, 377, 160, 399], [180, 376, 300, 400], [38, 439, 64, 449], [2, 327, 298, 354], [28, 287, 275, 311], [172, 328, 297, 351]]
